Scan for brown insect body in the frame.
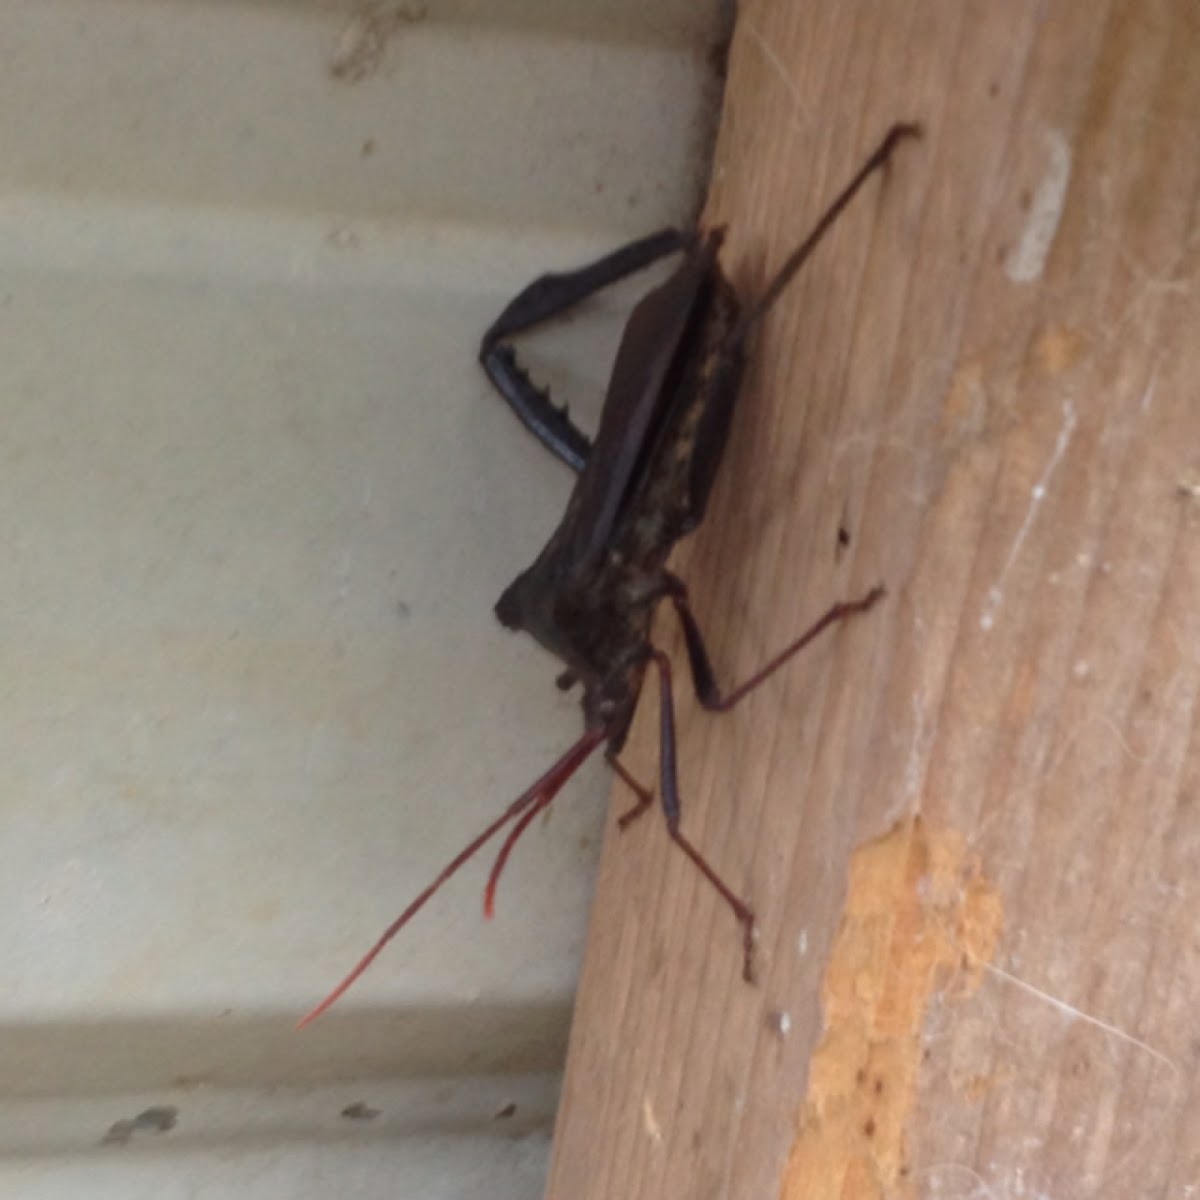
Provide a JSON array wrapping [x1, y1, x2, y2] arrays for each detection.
[[297, 124, 919, 1028], [495, 229, 742, 749]]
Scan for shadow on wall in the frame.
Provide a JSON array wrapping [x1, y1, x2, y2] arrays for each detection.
[[0, 999, 570, 1101]]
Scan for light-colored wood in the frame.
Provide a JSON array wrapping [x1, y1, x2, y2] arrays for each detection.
[[546, 2, 1200, 1198]]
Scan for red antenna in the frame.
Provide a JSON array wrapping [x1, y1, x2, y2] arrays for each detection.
[[296, 726, 604, 1029]]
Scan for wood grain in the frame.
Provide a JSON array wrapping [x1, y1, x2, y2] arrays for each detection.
[[546, 2, 1200, 1197]]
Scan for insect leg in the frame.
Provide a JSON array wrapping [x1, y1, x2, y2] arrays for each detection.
[[680, 125, 919, 527], [642, 649, 757, 981], [608, 754, 654, 829], [479, 229, 691, 471], [730, 122, 921, 347], [665, 576, 886, 712]]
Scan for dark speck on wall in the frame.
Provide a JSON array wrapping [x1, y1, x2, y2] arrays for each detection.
[[101, 1106, 179, 1146]]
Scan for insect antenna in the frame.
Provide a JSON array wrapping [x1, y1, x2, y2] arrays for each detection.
[[483, 761, 577, 918], [297, 726, 606, 1029]]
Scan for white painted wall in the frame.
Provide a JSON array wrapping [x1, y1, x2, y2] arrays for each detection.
[[0, 0, 724, 1192]]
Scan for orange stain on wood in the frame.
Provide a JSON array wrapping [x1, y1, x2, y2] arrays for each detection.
[[1032, 324, 1088, 374], [940, 359, 986, 435], [779, 818, 1003, 1200]]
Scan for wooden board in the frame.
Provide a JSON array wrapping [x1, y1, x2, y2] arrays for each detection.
[[545, 1, 1200, 1197]]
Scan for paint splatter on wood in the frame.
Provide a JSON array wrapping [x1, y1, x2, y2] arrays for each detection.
[[779, 818, 1003, 1200]]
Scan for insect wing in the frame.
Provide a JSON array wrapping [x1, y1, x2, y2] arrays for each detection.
[[564, 235, 720, 573]]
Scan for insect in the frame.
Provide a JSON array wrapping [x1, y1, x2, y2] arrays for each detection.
[[298, 122, 920, 1027]]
